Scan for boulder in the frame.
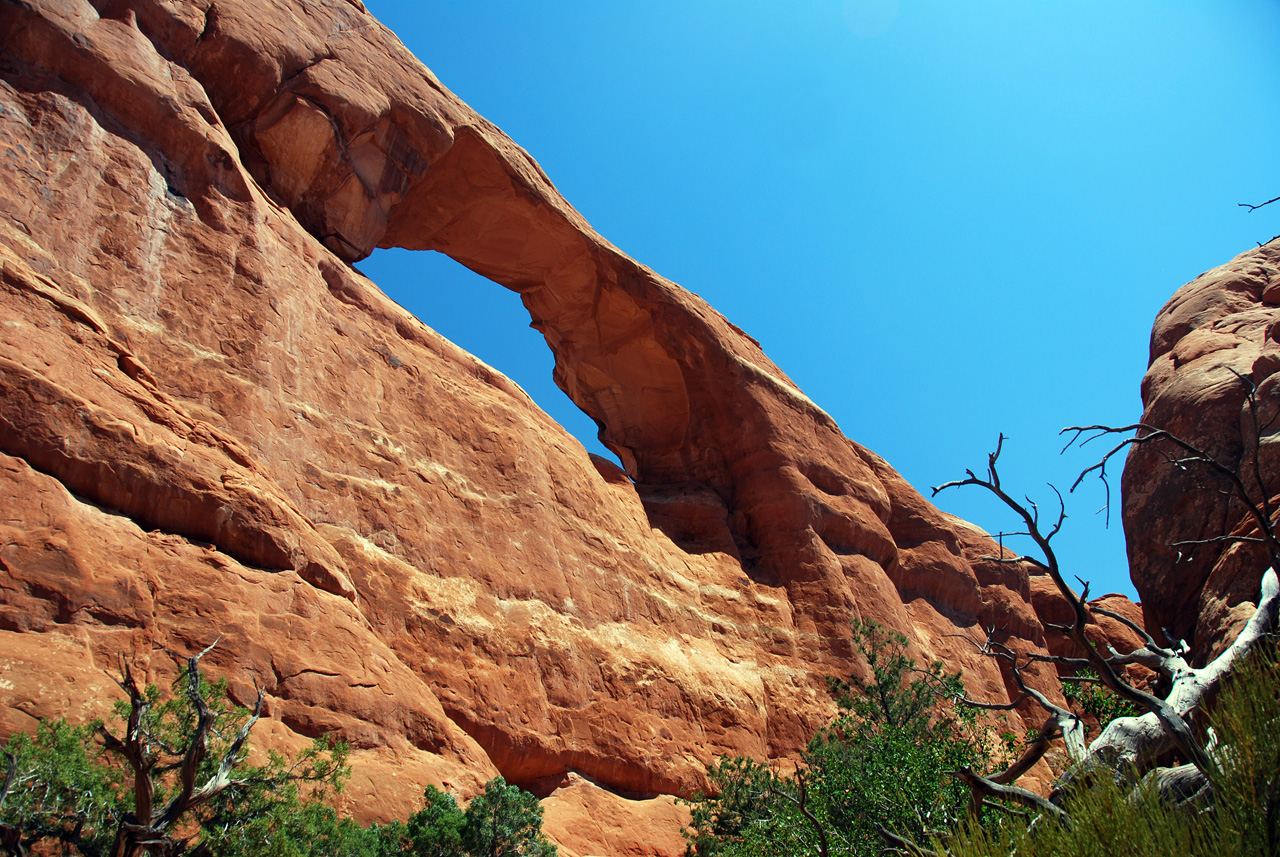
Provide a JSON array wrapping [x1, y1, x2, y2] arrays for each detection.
[[1122, 241, 1280, 659]]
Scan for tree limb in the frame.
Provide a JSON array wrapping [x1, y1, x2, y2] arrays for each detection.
[[767, 770, 829, 857], [1239, 194, 1280, 212], [949, 767, 1067, 824], [937, 435, 1220, 777], [874, 822, 946, 857]]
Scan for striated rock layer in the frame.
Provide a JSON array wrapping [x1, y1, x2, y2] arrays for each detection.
[[0, 1, 1124, 852], [1123, 240, 1280, 661]]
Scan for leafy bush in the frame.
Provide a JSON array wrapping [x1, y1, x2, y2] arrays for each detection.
[[682, 621, 988, 856], [687, 629, 1280, 857], [375, 778, 556, 857]]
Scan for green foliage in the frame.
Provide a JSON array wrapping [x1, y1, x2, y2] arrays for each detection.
[[828, 620, 970, 733], [948, 773, 1197, 857], [204, 798, 393, 857], [459, 777, 556, 857], [680, 757, 777, 857], [144, 670, 353, 855], [404, 785, 465, 856], [0, 653, 558, 857], [1195, 644, 1280, 855], [192, 736, 367, 857], [385, 778, 556, 857], [0, 665, 352, 857], [682, 620, 988, 856], [0, 719, 123, 856], [1060, 669, 1140, 733], [687, 628, 1280, 857]]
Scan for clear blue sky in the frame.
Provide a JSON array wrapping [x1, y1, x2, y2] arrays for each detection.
[[357, 1, 1280, 601]]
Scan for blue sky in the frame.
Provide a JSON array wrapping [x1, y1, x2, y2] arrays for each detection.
[[357, 1, 1280, 600]]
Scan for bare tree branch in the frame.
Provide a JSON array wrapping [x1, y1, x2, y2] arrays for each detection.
[[1088, 605, 1166, 654], [1063, 422, 1280, 571], [989, 715, 1061, 787], [99, 655, 157, 829], [95, 640, 275, 856], [937, 435, 1221, 779], [875, 822, 947, 857], [183, 685, 265, 812], [949, 767, 1067, 824], [1239, 194, 1280, 212]]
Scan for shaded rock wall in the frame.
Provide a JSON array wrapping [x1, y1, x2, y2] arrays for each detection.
[[0, 0, 1128, 852]]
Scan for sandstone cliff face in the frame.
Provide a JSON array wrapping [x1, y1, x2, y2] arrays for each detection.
[[1123, 240, 1280, 660], [0, 1, 1100, 853]]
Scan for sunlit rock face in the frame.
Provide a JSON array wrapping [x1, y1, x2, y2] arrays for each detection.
[[0, 1, 1128, 853], [1123, 241, 1280, 661]]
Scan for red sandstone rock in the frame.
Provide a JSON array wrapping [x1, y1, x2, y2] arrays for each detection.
[[539, 773, 689, 857], [1122, 241, 1280, 659], [0, 1, 1115, 852]]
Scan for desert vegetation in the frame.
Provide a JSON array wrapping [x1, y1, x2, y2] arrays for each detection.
[[0, 645, 556, 857], [6, 413, 1279, 856], [684, 405, 1280, 856], [682, 621, 1280, 856]]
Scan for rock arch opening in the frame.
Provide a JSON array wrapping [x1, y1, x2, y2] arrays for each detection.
[[354, 247, 623, 469]]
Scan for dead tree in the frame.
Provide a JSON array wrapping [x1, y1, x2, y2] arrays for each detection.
[[0, 642, 351, 857], [1239, 194, 1280, 212], [931, 410, 1280, 819]]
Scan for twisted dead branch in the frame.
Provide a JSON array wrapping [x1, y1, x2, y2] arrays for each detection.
[[931, 387, 1280, 823]]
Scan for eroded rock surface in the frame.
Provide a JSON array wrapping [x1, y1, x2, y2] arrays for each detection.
[[1123, 240, 1280, 660], [0, 0, 1112, 851]]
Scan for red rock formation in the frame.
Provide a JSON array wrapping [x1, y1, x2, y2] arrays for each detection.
[[1123, 240, 1280, 660], [0, 1, 1112, 852]]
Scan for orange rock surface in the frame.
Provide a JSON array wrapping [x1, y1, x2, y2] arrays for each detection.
[[1123, 241, 1280, 659], [0, 1, 1133, 852]]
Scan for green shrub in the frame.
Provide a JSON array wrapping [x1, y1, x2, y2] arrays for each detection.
[[458, 777, 556, 857], [374, 777, 555, 857], [682, 621, 988, 856], [403, 785, 465, 856]]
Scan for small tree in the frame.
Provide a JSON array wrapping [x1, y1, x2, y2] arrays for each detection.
[[459, 777, 556, 857], [399, 785, 464, 857], [0, 645, 563, 857], [0, 642, 349, 857]]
